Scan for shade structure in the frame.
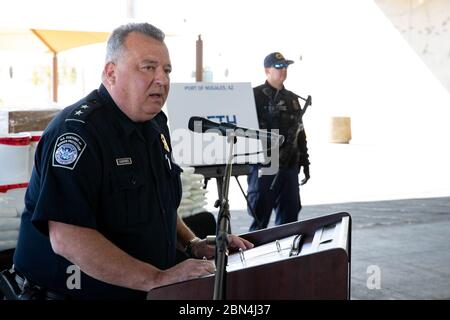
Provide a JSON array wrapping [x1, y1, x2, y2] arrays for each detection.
[[0, 28, 110, 102]]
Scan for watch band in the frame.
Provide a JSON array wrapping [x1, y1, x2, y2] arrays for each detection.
[[184, 237, 201, 257]]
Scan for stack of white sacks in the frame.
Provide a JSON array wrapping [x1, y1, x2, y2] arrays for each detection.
[[178, 167, 208, 218], [0, 131, 41, 251], [0, 188, 24, 251]]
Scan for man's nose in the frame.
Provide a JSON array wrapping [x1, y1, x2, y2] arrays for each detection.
[[154, 68, 170, 86]]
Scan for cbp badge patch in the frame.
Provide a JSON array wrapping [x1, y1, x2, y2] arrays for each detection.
[[52, 133, 87, 170]]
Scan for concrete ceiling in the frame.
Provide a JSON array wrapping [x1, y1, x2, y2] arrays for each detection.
[[375, 0, 450, 92]]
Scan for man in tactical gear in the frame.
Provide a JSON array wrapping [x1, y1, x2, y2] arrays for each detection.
[[247, 52, 310, 231]]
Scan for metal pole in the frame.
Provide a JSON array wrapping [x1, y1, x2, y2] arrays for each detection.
[[196, 35, 203, 82], [52, 53, 58, 103], [213, 133, 236, 300]]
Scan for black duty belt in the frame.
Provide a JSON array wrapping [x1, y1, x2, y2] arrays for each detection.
[[0, 267, 68, 300]]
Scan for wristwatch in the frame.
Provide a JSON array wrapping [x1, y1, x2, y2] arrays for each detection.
[[184, 237, 201, 257]]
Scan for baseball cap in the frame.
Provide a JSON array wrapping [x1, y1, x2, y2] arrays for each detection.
[[264, 52, 294, 69]]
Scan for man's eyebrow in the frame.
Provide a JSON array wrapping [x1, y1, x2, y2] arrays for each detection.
[[140, 59, 171, 70], [141, 59, 157, 65]]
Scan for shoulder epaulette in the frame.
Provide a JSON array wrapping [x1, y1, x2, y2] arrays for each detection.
[[155, 110, 168, 125], [65, 91, 103, 125]]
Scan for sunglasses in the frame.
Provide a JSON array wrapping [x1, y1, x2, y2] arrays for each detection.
[[273, 63, 289, 69]]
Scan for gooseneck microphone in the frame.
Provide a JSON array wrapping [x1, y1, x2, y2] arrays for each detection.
[[188, 116, 284, 145]]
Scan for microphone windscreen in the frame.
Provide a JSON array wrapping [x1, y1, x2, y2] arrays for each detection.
[[188, 116, 206, 132]]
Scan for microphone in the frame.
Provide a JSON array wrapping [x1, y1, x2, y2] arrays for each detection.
[[188, 116, 284, 145]]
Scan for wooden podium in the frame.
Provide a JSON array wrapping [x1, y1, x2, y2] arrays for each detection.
[[147, 212, 351, 300]]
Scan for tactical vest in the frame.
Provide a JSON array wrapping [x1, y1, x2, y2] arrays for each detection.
[[254, 83, 304, 168]]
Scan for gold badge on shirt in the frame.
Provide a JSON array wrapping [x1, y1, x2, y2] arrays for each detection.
[[160, 133, 170, 152], [292, 99, 300, 111]]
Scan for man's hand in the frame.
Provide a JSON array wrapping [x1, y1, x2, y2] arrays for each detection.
[[191, 235, 254, 259], [227, 234, 254, 251], [159, 258, 216, 285], [300, 165, 310, 185]]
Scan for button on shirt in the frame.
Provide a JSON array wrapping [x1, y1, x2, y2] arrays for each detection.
[[13, 84, 182, 299]]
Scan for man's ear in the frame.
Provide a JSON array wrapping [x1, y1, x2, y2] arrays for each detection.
[[104, 62, 116, 85]]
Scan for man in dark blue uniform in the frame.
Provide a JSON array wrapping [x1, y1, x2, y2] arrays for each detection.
[[247, 52, 310, 231], [2, 23, 252, 300]]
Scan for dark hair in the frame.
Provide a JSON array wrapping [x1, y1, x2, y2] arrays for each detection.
[[105, 22, 165, 63]]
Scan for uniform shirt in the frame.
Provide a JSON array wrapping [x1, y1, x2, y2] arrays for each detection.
[[253, 81, 310, 169], [13, 84, 182, 299]]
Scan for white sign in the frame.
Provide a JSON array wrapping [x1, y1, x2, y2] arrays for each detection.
[[165, 82, 264, 167]]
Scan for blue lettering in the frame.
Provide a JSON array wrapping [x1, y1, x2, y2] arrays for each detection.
[[205, 85, 226, 90], [226, 115, 237, 125], [206, 115, 238, 124]]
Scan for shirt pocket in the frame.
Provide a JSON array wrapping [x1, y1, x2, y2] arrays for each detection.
[[108, 170, 148, 228]]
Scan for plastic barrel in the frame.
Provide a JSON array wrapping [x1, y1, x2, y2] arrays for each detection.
[[27, 131, 43, 178], [0, 132, 31, 188]]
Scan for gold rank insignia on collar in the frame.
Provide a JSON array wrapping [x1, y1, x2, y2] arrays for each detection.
[[160, 133, 170, 152]]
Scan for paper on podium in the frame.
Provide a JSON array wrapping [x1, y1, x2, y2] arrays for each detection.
[[226, 234, 306, 272]]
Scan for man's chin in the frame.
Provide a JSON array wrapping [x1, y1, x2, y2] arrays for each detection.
[[140, 104, 163, 121]]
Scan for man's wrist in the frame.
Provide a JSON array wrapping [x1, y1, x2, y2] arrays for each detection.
[[184, 237, 201, 257]]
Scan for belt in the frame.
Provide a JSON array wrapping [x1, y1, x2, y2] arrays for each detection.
[[14, 270, 68, 300]]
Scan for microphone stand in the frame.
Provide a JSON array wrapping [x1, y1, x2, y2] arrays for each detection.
[[213, 132, 236, 300]]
